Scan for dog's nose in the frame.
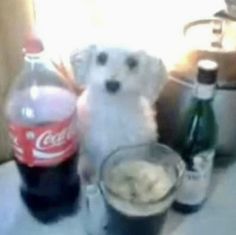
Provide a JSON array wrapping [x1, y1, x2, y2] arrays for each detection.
[[105, 80, 120, 93]]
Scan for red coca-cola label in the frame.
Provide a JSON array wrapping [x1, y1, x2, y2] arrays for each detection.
[[8, 113, 78, 167]]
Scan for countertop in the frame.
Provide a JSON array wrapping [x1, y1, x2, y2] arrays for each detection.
[[0, 160, 236, 235]]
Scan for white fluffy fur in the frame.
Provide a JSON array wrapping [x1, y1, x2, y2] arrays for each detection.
[[71, 46, 167, 170]]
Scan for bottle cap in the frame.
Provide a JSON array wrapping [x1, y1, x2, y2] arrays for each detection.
[[197, 60, 218, 84], [23, 32, 44, 54]]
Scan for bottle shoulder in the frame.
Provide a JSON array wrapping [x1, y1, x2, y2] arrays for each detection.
[[5, 86, 77, 125]]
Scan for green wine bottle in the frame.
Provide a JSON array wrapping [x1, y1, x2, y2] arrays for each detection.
[[173, 60, 218, 214]]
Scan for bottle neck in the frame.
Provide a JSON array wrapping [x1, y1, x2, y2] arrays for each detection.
[[24, 52, 50, 72], [25, 52, 45, 62], [23, 53, 48, 87], [194, 82, 216, 100]]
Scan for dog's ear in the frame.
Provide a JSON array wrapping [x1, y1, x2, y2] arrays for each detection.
[[142, 53, 168, 104], [70, 45, 96, 86]]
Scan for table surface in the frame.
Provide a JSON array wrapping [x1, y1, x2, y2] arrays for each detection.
[[0, 161, 236, 235]]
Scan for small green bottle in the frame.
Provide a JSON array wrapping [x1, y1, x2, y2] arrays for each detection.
[[173, 59, 218, 214]]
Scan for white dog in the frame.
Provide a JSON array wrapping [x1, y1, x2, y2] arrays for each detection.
[[71, 46, 167, 171]]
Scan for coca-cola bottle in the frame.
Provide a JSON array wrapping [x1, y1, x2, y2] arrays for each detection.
[[5, 34, 80, 223]]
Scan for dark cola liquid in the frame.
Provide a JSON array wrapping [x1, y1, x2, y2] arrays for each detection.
[[16, 152, 80, 223], [106, 204, 167, 235]]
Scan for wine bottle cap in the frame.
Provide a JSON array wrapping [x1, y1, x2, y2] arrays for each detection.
[[23, 32, 44, 54], [197, 60, 218, 84]]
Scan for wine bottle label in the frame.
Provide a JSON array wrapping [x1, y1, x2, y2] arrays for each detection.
[[195, 84, 215, 100], [176, 150, 215, 205], [8, 112, 78, 167]]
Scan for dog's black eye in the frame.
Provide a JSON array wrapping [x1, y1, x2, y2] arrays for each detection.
[[96, 52, 108, 65], [126, 57, 138, 70]]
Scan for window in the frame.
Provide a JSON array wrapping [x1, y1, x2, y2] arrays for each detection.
[[35, 0, 225, 65]]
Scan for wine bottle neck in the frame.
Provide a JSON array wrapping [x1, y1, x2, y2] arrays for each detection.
[[194, 82, 215, 100]]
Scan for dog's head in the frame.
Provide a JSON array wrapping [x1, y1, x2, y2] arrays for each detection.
[[70, 46, 167, 103]]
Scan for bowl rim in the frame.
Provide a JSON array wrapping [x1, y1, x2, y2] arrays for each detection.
[[99, 142, 185, 206]]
